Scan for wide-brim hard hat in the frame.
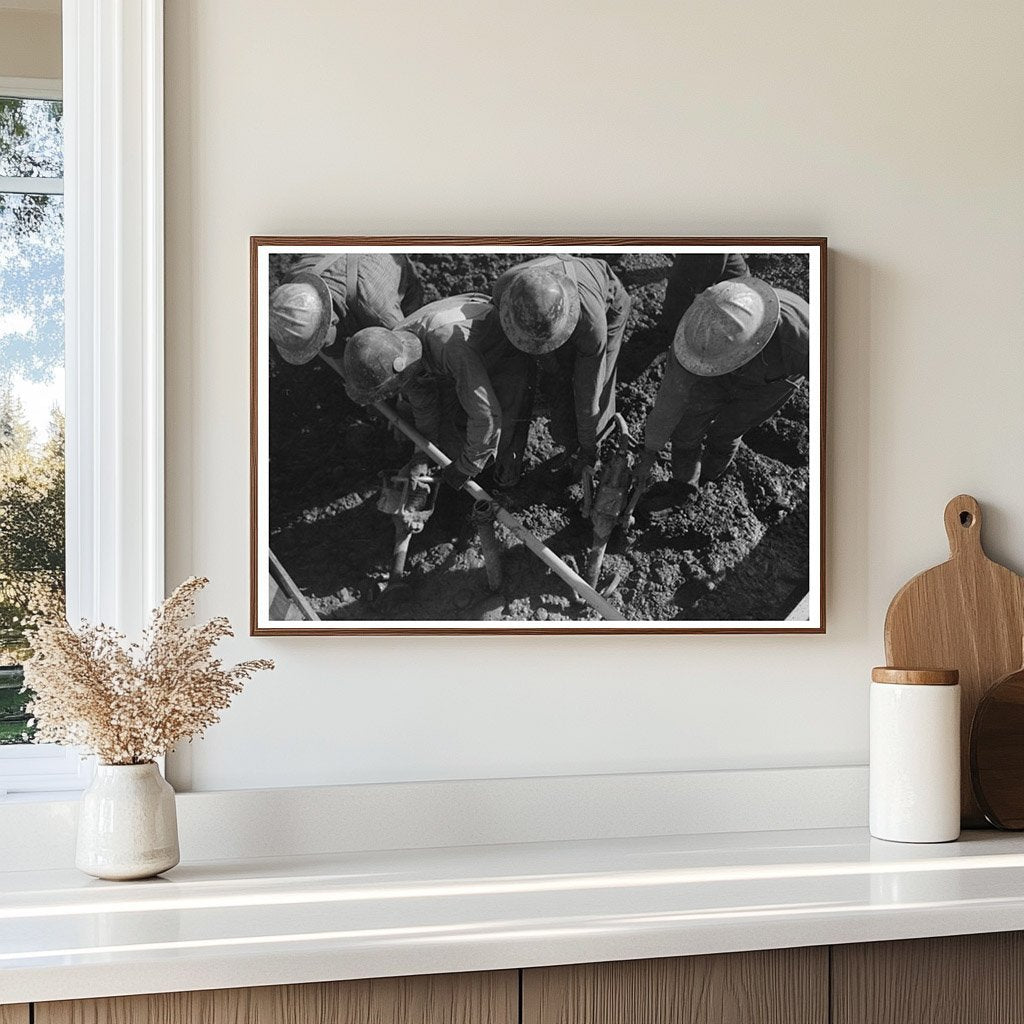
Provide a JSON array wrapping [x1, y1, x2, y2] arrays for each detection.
[[673, 276, 781, 377], [269, 272, 335, 366], [342, 327, 422, 405], [498, 266, 581, 355]]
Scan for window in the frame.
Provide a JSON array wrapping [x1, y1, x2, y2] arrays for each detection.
[[0, 7, 167, 798], [0, 79, 83, 795]]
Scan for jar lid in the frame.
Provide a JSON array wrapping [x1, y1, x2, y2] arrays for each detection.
[[871, 667, 959, 686]]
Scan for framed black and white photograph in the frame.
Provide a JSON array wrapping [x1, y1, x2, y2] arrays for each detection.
[[251, 237, 826, 634]]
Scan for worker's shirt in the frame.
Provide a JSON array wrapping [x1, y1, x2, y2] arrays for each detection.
[[397, 294, 512, 478], [493, 255, 625, 451], [286, 253, 424, 336], [660, 253, 750, 329], [645, 288, 810, 451]]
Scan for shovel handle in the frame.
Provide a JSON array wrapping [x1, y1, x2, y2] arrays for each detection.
[[372, 400, 625, 621]]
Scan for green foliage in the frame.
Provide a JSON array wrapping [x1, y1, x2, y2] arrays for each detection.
[[0, 391, 65, 664], [0, 665, 30, 743]]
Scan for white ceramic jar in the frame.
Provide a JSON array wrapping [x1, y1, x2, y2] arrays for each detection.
[[76, 762, 180, 880], [870, 667, 961, 843]]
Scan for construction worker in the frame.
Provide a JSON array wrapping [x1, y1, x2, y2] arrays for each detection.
[[492, 255, 630, 483], [269, 253, 424, 366], [637, 277, 810, 510], [343, 294, 532, 490], [658, 253, 749, 333]]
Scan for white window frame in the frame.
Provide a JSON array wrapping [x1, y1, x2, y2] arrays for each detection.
[[0, 0, 165, 797], [0, 77, 61, 102], [0, 75, 85, 796]]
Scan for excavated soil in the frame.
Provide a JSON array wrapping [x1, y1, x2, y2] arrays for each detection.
[[269, 252, 811, 622]]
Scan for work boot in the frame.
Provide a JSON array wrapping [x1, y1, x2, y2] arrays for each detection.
[[489, 477, 524, 511], [541, 450, 578, 496], [639, 478, 699, 515], [700, 443, 740, 483], [670, 443, 702, 490], [492, 443, 524, 488], [544, 449, 572, 478], [481, 460, 523, 509]]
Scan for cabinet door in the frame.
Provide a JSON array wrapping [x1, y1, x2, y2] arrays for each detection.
[[832, 932, 1024, 1024], [35, 971, 517, 1024], [523, 948, 828, 1024], [0, 1007, 29, 1024]]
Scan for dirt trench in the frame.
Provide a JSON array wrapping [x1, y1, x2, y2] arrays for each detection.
[[269, 252, 811, 622]]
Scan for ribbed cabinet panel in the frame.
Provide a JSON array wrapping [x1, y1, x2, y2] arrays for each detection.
[[34, 972, 518, 1024], [522, 948, 828, 1024], [832, 933, 1024, 1024]]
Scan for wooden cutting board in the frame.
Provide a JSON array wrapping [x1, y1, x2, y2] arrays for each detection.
[[884, 494, 1024, 826]]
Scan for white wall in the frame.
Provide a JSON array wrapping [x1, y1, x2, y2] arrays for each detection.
[[164, 0, 1024, 791]]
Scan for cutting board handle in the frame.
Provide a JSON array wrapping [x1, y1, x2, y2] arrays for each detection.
[[944, 494, 983, 558]]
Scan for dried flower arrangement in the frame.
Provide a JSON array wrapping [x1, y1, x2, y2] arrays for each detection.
[[23, 577, 273, 765]]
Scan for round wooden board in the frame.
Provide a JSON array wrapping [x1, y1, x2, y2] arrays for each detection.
[[971, 663, 1024, 829]]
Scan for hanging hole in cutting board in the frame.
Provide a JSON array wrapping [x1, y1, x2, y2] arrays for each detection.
[[960, 511, 974, 527]]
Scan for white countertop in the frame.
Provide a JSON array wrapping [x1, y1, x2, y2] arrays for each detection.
[[4, 826, 1024, 1004]]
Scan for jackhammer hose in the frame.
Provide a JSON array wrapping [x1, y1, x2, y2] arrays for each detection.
[[471, 501, 504, 592], [372, 401, 625, 622]]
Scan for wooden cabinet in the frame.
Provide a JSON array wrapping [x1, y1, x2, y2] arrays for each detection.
[[832, 932, 1024, 1024], [34, 971, 517, 1024], [14, 933, 1024, 1024], [522, 948, 828, 1024]]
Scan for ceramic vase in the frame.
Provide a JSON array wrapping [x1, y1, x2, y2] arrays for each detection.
[[76, 762, 180, 880]]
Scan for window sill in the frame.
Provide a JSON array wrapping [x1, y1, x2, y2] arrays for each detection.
[[0, 746, 94, 800], [0, 789, 86, 804]]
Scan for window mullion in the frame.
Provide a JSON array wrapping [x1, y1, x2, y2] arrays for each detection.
[[0, 176, 64, 195]]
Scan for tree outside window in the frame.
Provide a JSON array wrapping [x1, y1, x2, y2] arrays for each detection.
[[0, 94, 65, 744]]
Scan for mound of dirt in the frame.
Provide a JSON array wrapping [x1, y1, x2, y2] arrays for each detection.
[[269, 252, 811, 622]]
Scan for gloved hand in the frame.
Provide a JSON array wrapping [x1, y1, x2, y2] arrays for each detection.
[[441, 464, 471, 491], [567, 446, 598, 485], [634, 448, 659, 488]]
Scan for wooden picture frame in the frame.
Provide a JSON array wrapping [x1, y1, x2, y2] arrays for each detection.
[[251, 237, 827, 635]]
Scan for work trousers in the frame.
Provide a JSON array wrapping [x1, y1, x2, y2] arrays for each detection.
[[666, 372, 798, 485], [491, 350, 537, 486], [432, 349, 535, 487], [543, 278, 631, 452]]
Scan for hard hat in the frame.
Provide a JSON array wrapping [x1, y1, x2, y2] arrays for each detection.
[[498, 266, 581, 354], [268, 272, 336, 365], [673, 277, 781, 376], [342, 327, 423, 405]]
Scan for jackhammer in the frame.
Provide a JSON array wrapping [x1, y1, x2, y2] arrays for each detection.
[[373, 402, 625, 620], [376, 462, 439, 587], [470, 500, 504, 592], [581, 414, 645, 594]]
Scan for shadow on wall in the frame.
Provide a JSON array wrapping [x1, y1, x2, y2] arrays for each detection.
[[824, 251, 872, 637]]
